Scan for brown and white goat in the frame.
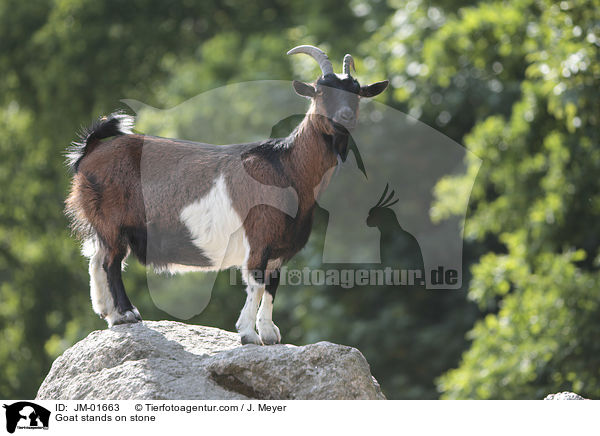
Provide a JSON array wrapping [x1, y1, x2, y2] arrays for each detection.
[[66, 45, 388, 345]]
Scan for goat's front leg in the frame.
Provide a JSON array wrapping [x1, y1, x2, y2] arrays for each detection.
[[257, 269, 281, 345], [236, 266, 265, 345]]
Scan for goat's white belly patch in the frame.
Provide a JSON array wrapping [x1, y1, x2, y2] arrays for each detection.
[[180, 175, 248, 269]]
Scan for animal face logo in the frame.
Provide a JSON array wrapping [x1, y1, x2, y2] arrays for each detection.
[[3, 402, 50, 433]]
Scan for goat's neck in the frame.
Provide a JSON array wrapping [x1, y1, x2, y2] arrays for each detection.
[[288, 108, 340, 208]]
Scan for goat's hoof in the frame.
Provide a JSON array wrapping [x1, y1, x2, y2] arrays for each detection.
[[257, 320, 281, 345], [131, 306, 142, 321], [107, 307, 142, 327], [240, 330, 262, 345]]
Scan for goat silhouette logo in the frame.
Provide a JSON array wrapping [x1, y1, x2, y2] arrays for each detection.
[[2, 402, 50, 433]]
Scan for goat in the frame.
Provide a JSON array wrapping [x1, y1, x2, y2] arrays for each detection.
[[66, 45, 388, 345]]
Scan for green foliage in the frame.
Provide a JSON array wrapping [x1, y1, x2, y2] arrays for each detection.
[[439, 250, 600, 399], [407, 0, 600, 398], [1, 0, 599, 400]]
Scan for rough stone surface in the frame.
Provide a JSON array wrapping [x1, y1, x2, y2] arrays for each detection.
[[36, 321, 385, 400], [544, 392, 588, 400]]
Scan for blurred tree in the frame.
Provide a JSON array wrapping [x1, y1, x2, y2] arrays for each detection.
[[368, 0, 600, 398], [437, 0, 600, 399]]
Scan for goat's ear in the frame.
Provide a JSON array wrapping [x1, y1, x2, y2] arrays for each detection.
[[359, 80, 389, 98], [293, 80, 317, 98]]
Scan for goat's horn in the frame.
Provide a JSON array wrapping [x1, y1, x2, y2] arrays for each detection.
[[287, 45, 334, 76], [343, 54, 355, 75]]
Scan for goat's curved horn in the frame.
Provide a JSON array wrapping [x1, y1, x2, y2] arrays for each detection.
[[287, 45, 334, 76], [343, 54, 355, 75]]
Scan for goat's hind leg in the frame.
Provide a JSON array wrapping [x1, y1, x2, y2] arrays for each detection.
[[102, 245, 142, 327], [88, 240, 114, 320]]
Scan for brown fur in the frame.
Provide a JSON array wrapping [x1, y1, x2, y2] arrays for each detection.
[[231, 103, 339, 272], [65, 100, 340, 274]]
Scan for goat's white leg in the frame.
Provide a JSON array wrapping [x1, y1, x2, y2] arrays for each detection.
[[236, 274, 264, 345], [88, 243, 116, 322], [88, 241, 140, 326], [257, 292, 281, 345]]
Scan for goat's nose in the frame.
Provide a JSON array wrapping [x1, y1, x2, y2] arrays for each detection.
[[339, 108, 354, 122]]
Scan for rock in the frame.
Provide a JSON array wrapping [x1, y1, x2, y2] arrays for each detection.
[[544, 392, 588, 400], [36, 320, 385, 400]]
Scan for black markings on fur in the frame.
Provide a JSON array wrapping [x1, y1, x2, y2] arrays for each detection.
[[265, 269, 281, 301], [123, 226, 148, 265], [105, 252, 134, 315], [281, 208, 315, 263], [322, 132, 351, 161], [67, 112, 131, 173], [241, 137, 292, 180], [317, 74, 361, 93], [251, 248, 272, 284]]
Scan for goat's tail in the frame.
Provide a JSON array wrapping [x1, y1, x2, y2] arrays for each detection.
[[66, 112, 134, 172]]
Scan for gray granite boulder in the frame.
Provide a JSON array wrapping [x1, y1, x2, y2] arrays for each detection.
[[36, 320, 385, 400]]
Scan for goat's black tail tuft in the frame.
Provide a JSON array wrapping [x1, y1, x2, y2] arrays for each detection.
[[66, 111, 135, 172]]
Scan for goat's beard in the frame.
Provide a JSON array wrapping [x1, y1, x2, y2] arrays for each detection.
[[332, 129, 350, 161]]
